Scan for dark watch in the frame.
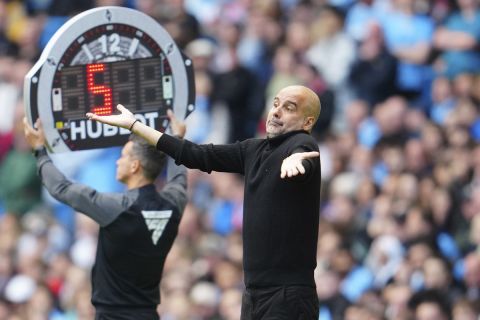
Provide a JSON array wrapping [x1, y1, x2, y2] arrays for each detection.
[[32, 146, 47, 158]]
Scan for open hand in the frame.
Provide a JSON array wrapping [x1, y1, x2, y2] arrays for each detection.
[[86, 104, 136, 129], [280, 151, 320, 179], [23, 117, 46, 149]]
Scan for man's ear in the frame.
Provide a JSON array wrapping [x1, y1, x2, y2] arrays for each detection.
[[130, 159, 141, 174], [303, 116, 315, 132]]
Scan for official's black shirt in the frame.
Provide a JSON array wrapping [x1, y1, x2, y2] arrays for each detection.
[[36, 152, 187, 316], [157, 130, 320, 288]]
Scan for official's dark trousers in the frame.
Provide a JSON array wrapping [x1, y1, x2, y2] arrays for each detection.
[[95, 307, 159, 320], [240, 285, 319, 320]]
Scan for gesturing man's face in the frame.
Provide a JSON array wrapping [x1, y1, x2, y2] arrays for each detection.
[[266, 86, 317, 138]]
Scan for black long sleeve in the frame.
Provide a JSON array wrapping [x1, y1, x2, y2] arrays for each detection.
[[157, 134, 245, 174]]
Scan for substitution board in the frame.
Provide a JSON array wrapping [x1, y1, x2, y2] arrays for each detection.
[[24, 6, 195, 152]]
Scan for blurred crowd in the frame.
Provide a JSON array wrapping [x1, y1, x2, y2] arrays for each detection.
[[0, 0, 480, 319]]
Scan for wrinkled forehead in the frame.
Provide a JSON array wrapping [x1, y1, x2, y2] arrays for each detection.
[[276, 86, 307, 104]]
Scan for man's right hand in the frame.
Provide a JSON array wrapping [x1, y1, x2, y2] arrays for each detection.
[[86, 104, 136, 130], [23, 117, 46, 149], [86, 104, 186, 146]]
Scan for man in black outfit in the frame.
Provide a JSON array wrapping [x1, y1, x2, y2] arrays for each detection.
[[23, 113, 187, 320], [87, 85, 322, 319]]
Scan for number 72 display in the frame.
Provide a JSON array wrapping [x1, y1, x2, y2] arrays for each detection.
[[25, 6, 195, 152]]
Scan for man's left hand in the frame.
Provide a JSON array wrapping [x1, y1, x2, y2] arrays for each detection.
[[280, 151, 320, 179], [167, 109, 186, 139]]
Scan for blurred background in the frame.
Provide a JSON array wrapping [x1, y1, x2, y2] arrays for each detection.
[[1, 0, 480, 319]]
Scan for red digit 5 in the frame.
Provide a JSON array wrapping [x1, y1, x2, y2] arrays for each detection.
[[87, 63, 113, 115]]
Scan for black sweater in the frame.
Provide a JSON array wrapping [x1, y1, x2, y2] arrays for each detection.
[[157, 130, 321, 287]]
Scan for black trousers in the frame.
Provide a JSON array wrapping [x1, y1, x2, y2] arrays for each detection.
[[95, 308, 159, 320], [240, 286, 319, 320]]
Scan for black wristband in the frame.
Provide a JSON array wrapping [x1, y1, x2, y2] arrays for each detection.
[[129, 119, 139, 131], [32, 146, 47, 158]]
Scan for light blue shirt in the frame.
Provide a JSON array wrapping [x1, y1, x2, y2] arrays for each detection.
[[380, 12, 434, 91], [442, 10, 480, 77], [345, 3, 380, 41]]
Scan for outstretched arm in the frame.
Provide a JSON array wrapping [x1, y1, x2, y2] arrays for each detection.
[[86, 104, 164, 145], [280, 151, 320, 179], [89, 104, 245, 174], [23, 118, 130, 227]]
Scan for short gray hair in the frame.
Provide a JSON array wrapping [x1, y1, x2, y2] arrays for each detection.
[[129, 134, 166, 181]]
